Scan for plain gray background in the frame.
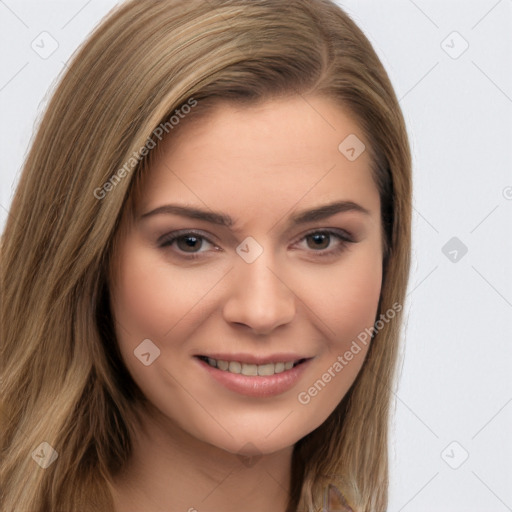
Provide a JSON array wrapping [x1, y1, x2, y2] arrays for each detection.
[[1, 1, 511, 510]]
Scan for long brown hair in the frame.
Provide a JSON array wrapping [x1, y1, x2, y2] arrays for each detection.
[[0, 1, 412, 510]]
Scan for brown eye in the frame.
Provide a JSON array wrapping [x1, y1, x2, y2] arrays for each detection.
[[159, 230, 217, 259], [306, 232, 331, 250], [175, 235, 203, 253], [296, 229, 355, 258]]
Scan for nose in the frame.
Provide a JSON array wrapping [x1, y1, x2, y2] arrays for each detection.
[[222, 252, 296, 335]]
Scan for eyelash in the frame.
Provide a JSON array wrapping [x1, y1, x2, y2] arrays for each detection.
[[158, 229, 355, 260]]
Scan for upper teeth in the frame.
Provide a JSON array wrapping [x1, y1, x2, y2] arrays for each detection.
[[205, 357, 296, 376]]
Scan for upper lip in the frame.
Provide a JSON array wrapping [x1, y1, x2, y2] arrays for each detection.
[[195, 353, 312, 365]]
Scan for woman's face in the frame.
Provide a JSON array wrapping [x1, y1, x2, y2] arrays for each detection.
[[109, 95, 383, 456]]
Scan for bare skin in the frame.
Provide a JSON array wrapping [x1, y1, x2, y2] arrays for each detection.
[[108, 95, 383, 512]]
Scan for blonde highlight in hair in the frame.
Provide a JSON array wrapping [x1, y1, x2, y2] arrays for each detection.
[[1, 1, 411, 510]]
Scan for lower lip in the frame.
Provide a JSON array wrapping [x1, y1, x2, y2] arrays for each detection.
[[195, 357, 313, 398]]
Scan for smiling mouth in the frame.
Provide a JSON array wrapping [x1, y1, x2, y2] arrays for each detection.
[[196, 355, 308, 376]]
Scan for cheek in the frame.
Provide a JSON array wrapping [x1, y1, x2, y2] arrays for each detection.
[[109, 238, 214, 398], [295, 243, 383, 347], [336, 252, 382, 339], [292, 248, 382, 427], [110, 237, 218, 342], [110, 252, 166, 342]]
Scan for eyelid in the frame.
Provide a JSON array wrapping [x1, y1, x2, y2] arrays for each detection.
[[291, 227, 355, 245], [290, 228, 355, 259], [158, 227, 355, 245], [157, 229, 218, 247], [158, 227, 356, 260]]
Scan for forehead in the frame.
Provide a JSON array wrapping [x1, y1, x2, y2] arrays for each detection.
[[135, 95, 380, 225]]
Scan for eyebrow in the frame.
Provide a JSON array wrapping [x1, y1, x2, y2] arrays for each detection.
[[139, 200, 370, 228]]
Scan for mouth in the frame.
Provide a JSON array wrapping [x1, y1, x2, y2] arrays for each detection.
[[195, 355, 310, 376], [194, 354, 314, 397]]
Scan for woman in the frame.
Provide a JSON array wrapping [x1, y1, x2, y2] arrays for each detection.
[[0, 0, 412, 510]]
